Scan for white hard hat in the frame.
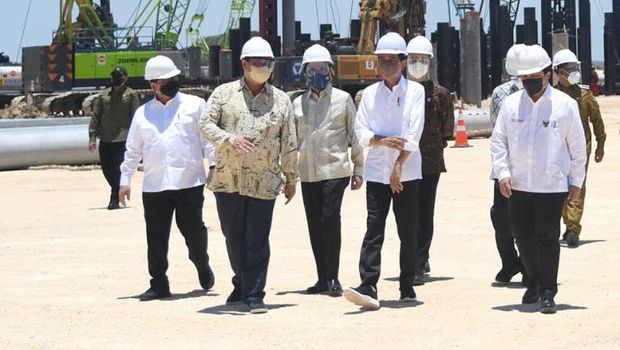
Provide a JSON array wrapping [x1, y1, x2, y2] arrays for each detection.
[[144, 55, 181, 80], [407, 36, 434, 58], [302, 44, 333, 65], [552, 49, 580, 68], [240, 36, 274, 60], [516, 45, 551, 76], [505, 44, 526, 76], [374, 32, 407, 55]]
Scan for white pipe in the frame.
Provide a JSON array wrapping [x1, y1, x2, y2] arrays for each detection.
[[0, 124, 99, 170]]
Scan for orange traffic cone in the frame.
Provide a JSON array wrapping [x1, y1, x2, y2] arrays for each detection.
[[452, 109, 471, 148]]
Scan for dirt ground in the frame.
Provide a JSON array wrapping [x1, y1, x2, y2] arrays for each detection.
[[1, 97, 619, 349]]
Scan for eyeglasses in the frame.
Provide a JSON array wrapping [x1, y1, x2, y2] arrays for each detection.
[[246, 58, 274, 68], [407, 57, 430, 65], [305, 65, 330, 76]]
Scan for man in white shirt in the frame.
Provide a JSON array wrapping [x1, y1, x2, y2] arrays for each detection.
[[119, 55, 216, 301], [293, 44, 364, 297], [343, 32, 425, 310], [490, 45, 586, 314]]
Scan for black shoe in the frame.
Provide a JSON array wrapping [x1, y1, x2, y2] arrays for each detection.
[[521, 287, 540, 304], [413, 272, 426, 286], [343, 285, 380, 310], [399, 286, 417, 302], [139, 287, 171, 301], [540, 292, 557, 314], [247, 300, 268, 314], [495, 265, 520, 284], [326, 279, 343, 297], [424, 261, 431, 274], [226, 288, 242, 305], [306, 280, 328, 294], [107, 198, 120, 210], [566, 230, 579, 248], [198, 266, 215, 291]]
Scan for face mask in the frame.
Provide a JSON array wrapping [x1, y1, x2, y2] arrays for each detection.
[[567, 71, 581, 85], [306, 72, 331, 91], [246, 66, 272, 84], [522, 77, 543, 98], [379, 60, 401, 79], [407, 62, 429, 80], [513, 78, 523, 90], [159, 79, 179, 98], [111, 75, 124, 88]]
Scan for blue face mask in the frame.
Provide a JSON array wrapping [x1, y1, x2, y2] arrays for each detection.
[[306, 72, 331, 91]]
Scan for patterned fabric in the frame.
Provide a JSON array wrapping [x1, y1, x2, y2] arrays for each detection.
[[89, 86, 140, 143], [419, 80, 454, 175], [555, 84, 606, 153], [200, 79, 298, 200], [293, 85, 364, 182], [490, 81, 519, 126]]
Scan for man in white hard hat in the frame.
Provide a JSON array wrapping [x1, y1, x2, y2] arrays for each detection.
[[552, 49, 606, 248], [490, 44, 586, 314], [200, 36, 298, 314], [119, 55, 216, 301], [293, 44, 364, 297], [405, 35, 454, 286], [343, 32, 425, 310], [489, 44, 529, 286]]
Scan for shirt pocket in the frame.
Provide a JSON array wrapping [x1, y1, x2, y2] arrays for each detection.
[[167, 118, 197, 168]]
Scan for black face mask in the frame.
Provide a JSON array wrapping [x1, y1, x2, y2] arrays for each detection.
[[522, 78, 543, 98], [111, 75, 124, 87], [159, 79, 180, 98]]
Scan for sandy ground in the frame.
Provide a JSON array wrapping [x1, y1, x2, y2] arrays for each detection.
[[1, 97, 619, 350]]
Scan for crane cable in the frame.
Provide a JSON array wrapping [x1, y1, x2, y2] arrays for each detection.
[[16, 0, 33, 63]]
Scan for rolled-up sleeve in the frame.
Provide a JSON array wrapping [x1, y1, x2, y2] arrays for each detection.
[[119, 112, 144, 187], [490, 105, 511, 181], [355, 88, 374, 148], [402, 83, 425, 152], [566, 100, 587, 188], [280, 100, 299, 185]]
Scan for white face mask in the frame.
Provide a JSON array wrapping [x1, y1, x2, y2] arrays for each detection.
[[246, 66, 273, 84], [567, 71, 581, 85], [407, 61, 429, 80]]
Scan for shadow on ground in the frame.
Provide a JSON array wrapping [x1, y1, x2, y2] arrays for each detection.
[[344, 300, 425, 315], [492, 303, 587, 313], [198, 303, 297, 316], [117, 289, 218, 301]]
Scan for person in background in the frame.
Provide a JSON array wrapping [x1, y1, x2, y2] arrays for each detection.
[[119, 56, 216, 301], [489, 44, 529, 286], [552, 49, 606, 248], [405, 35, 454, 285], [88, 66, 140, 209], [293, 44, 364, 297]]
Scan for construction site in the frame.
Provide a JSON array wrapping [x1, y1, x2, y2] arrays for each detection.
[[1, 0, 619, 349]]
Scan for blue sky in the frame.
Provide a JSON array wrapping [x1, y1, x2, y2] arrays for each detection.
[[0, 0, 612, 63]]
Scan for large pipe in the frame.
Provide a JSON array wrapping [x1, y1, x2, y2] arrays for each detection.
[[282, 0, 295, 56], [0, 117, 89, 129], [0, 124, 99, 170]]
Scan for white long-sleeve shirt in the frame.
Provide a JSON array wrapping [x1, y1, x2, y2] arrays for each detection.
[[490, 86, 586, 193], [120, 92, 215, 192], [355, 77, 425, 184]]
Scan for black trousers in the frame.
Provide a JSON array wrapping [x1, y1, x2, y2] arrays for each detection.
[[214, 192, 276, 303], [508, 190, 568, 296], [98, 141, 126, 197], [142, 185, 210, 290], [301, 177, 350, 281], [359, 180, 420, 288], [491, 180, 521, 271], [417, 173, 440, 273]]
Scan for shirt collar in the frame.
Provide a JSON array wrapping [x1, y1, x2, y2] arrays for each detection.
[[238, 77, 273, 96], [307, 84, 332, 101], [153, 92, 180, 107], [381, 75, 407, 94]]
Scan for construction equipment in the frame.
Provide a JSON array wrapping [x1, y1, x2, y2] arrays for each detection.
[[221, 0, 256, 48]]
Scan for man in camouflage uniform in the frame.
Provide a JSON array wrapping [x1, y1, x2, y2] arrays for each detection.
[[553, 49, 606, 248], [200, 37, 298, 314], [88, 66, 140, 209], [406, 36, 454, 285]]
